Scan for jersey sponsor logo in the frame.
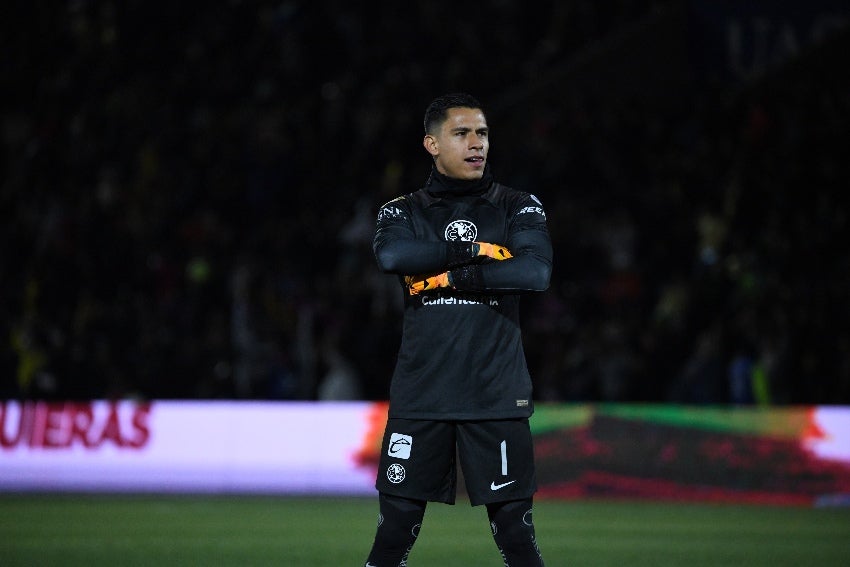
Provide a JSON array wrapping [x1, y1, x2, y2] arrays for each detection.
[[377, 205, 404, 222], [490, 480, 517, 491], [388, 432, 413, 459], [516, 399, 529, 407], [517, 205, 546, 218], [444, 219, 477, 242], [421, 293, 499, 307], [387, 463, 406, 484]]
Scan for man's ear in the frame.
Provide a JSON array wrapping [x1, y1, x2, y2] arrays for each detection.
[[423, 134, 439, 157]]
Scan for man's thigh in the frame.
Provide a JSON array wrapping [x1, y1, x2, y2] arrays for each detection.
[[375, 418, 458, 504], [457, 419, 537, 506]]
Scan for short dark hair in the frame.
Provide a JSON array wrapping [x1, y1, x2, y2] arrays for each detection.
[[423, 93, 485, 134]]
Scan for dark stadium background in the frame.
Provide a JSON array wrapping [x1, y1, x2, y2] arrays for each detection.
[[2, 0, 848, 406]]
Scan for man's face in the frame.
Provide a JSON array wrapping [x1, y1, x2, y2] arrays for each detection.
[[424, 107, 489, 181]]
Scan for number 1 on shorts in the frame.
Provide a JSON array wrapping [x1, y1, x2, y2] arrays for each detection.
[[500, 440, 508, 476]]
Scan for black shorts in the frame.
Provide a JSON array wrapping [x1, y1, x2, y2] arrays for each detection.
[[375, 418, 537, 506]]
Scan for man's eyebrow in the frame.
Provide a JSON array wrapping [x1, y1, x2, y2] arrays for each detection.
[[450, 126, 488, 133]]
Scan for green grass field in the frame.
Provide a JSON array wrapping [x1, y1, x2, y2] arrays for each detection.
[[1, 495, 849, 566]]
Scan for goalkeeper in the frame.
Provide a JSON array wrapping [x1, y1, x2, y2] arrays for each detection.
[[364, 93, 552, 566]]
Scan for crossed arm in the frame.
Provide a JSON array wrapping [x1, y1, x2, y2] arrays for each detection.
[[374, 227, 552, 294]]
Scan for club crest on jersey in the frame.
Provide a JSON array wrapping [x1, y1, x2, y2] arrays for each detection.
[[445, 219, 477, 242]]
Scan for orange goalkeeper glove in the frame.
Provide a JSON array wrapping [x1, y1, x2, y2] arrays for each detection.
[[405, 272, 452, 295], [474, 242, 512, 261]]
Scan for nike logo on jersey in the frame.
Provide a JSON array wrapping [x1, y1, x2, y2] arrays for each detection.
[[490, 480, 517, 491]]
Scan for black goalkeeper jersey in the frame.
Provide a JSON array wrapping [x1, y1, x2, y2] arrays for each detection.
[[374, 168, 553, 420]]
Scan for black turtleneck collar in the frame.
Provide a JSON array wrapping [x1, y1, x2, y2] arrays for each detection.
[[425, 164, 494, 197]]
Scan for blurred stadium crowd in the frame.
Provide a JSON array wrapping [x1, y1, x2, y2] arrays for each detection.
[[2, 1, 848, 404]]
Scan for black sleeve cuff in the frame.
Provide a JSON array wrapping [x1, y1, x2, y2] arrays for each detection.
[[448, 265, 484, 290], [445, 241, 476, 268]]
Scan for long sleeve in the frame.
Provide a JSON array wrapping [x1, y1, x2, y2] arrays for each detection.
[[474, 229, 552, 291], [374, 227, 451, 274], [373, 197, 474, 275]]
